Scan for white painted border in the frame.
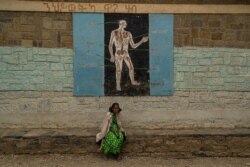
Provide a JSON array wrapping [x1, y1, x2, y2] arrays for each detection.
[[0, 1, 250, 13]]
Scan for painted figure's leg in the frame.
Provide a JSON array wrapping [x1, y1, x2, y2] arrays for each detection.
[[124, 56, 140, 86], [115, 56, 123, 91]]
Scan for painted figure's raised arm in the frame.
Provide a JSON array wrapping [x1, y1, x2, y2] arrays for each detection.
[[129, 32, 148, 49]]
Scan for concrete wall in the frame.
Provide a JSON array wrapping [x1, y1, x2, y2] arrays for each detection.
[[0, 11, 250, 130], [0, 91, 250, 129], [0, 47, 249, 129]]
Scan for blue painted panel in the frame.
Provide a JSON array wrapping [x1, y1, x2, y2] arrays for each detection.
[[149, 14, 174, 96], [73, 13, 104, 96]]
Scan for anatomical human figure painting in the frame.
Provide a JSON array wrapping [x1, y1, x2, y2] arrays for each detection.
[[105, 14, 149, 96]]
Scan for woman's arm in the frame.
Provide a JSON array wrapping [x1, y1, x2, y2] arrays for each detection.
[[96, 112, 112, 142], [117, 113, 125, 132]]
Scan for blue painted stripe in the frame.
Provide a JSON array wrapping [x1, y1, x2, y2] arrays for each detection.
[[149, 14, 174, 96], [73, 13, 104, 96]]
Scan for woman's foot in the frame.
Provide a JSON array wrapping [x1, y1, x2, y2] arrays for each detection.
[[116, 153, 122, 161]]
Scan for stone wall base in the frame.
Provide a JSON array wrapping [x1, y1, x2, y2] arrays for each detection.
[[0, 128, 249, 158]]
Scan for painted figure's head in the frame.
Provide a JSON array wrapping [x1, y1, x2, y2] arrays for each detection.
[[109, 102, 122, 114], [119, 20, 127, 29]]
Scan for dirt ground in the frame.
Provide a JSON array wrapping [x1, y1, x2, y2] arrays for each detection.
[[0, 154, 250, 167]]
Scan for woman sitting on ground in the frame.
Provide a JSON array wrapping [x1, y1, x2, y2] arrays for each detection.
[[96, 102, 126, 160]]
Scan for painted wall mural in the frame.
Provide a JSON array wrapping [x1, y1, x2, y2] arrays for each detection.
[[73, 13, 173, 96], [105, 14, 149, 96]]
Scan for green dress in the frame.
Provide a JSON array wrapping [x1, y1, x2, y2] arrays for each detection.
[[102, 116, 124, 155]]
